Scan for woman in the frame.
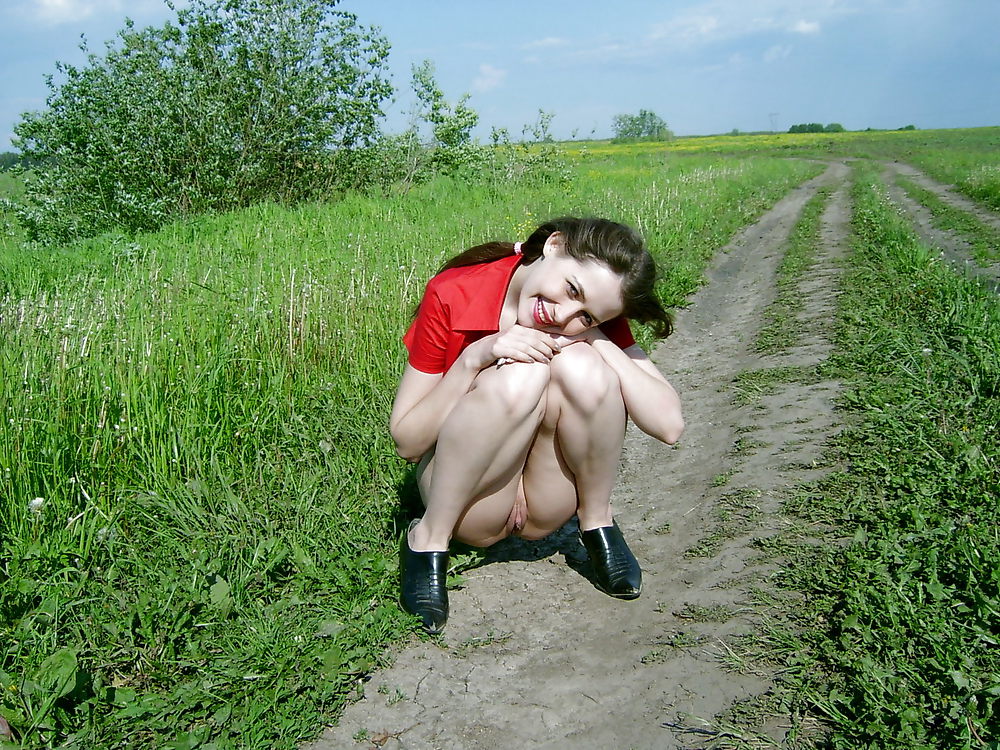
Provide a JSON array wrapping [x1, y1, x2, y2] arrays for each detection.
[[390, 217, 684, 633]]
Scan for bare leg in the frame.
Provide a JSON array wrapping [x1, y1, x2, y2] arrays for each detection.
[[409, 361, 550, 551], [548, 343, 626, 531]]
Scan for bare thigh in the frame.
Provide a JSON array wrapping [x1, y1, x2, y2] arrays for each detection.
[[518, 407, 579, 540], [416, 447, 526, 548], [414, 367, 579, 546]]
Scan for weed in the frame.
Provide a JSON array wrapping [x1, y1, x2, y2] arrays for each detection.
[[712, 472, 734, 487], [675, 604, 739, 623], [732, 366, 819, 405]]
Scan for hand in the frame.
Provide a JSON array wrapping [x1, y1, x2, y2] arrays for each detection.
[[478, 324, 561, 368], [551, 325, 608, 348]]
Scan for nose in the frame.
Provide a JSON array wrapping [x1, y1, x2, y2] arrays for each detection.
[[552, 302, 581, 326]]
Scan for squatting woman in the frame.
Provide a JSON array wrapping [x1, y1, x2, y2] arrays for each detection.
[[390, 217, 684, 632]]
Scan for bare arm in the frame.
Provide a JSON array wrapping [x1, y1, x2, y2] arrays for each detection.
[[584, 335, 684, 445], [390, 325, 562, 461]]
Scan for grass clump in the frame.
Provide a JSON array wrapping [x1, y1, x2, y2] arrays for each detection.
[[731, 366, 819, 405], [756, 187, 831, 354]]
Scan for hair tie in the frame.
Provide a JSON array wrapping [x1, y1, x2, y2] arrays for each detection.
[[513, 242, 523, 256]]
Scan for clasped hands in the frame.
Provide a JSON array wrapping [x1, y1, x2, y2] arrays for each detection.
[[487, 324, 601, 369]]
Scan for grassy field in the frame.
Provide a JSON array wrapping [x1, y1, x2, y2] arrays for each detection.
[[568, 126, 1000, 210], [0, 151, 821, 747], [1, 129, 997, 747]]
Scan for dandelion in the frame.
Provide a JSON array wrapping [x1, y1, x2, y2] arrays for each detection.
[[28, 497, 45, 513]]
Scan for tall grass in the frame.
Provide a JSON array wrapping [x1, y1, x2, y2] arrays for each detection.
[[0, 153, 820, 747]]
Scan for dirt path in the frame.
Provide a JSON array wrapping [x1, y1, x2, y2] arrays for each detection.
[[305, 162, 854, 750], [881, 161, 1000, 289], [882, 161, 1000, 233]]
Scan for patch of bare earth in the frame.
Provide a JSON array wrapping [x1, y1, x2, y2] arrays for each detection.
[[305, 162, 852, 750], [880, 161, 1000, 289]]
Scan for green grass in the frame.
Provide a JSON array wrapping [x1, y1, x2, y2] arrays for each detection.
[[0, 171, 27, 248], [0, 152, 820, 748], [3, 128, 998, 748], [601, 126, 1000, 212], [756, 187, 831, 354], [756, 165, 1000, 748], [896, 174, 1000, 265]]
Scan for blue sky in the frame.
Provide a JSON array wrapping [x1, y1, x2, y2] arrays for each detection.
[[2, 0, 999, 150]]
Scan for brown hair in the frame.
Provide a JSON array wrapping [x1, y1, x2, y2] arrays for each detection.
[[438, 217, 673, 338]]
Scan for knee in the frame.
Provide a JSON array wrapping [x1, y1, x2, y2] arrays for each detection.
[[475, 361, 550, 418], [549, 344, 621, 414]]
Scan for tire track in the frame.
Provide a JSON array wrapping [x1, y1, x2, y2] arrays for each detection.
[[881, 161, 1000, 290]]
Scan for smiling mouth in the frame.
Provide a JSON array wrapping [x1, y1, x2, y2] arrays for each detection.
[[534, 298, 553, 326]]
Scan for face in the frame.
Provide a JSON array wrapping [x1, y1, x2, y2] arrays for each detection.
[[516, 233, 625, 336]]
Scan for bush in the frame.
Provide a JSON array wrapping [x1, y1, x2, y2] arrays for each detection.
[[612, 110, 673, 142], [11, 0, 392, 242], [409, 59, 483, 178]]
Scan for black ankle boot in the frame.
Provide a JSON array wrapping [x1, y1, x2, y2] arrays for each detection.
[[399, 523, 449, 633], [580, 521, 642, 599]]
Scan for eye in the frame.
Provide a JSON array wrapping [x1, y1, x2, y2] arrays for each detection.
[[580, 311, 594, 327], [567, 281, 579, 297]]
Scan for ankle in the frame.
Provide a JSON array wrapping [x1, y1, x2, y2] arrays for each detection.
[[408, 519, 450, 552], [577, 511, 614, 533]]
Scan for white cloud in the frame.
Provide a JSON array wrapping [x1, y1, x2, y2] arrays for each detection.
[[648, 14, 719, 42], [472, 64, 506, 93], [792, 19, 821, 34], [524, 36, 568, 49], [764, 44, 792, 62], [28, 0, 117, 25]]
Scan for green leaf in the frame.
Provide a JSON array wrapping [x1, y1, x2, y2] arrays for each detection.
[[208, 577, 233, 617], [35, 648, 78, 700], [950, 670, 970, 690]]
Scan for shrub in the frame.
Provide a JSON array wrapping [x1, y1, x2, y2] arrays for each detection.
[[11, 0, 392, 242], [409, 59, 483, 178], [612, 110, 673, 142]]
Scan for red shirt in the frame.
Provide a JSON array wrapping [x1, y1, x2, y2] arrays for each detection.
[[403, 255, 635, 374]]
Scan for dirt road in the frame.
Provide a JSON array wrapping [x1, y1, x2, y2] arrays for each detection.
[[305, 160, 994, 750]]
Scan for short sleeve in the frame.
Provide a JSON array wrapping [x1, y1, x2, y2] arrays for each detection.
[[402, 285, 451, 374], [599, 316, 635, 349]]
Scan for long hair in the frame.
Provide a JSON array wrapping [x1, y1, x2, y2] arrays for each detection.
[[437, 217, 673, 338]]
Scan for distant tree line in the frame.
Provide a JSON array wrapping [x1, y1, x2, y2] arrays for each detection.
[[788, 123, 845, 133], [0, 152, 47, 170]]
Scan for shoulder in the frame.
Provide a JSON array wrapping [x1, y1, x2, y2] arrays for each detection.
[[425, 255, 520, 300]]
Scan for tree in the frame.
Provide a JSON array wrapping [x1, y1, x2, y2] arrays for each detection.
[[612, 110, 673, 142], [789, 122, 845, 134], [11, 0, 392, 242], [410, 60, 481, 176]]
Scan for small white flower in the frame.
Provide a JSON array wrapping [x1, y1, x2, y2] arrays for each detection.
[[921, 348, 932, 356], [28, 497, 45, 513]]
